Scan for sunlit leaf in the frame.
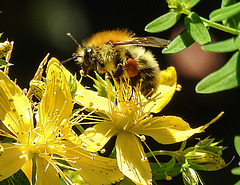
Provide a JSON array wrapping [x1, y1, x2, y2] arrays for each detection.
[[234, 136, 240, 157], [232, 167, 240, 175], [182, 0, 200, 9], [234, 36, 240, 50], [202, 37, 238, 53], [184, 12, 211, 45], [162, 30, 195, 54], [196, 51, 240, 93], [221, 0, 240, 29], [145, 12, 181, 33], [221, 0, 237, 7], [209, 1, 240, 22]]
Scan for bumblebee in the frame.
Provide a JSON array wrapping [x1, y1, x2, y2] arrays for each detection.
[[68, 30, 170, 96]]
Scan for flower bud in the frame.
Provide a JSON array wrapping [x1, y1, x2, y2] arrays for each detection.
[[182, 167, 204, 185], [185, 149, 225, 171]]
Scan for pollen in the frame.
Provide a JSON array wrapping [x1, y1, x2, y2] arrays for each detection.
[[141, 157, 147, 162], [140, 135, 146, 142], [0, 145, 4, 152], [89, 102, 93, 107], [176, 84, 182, 91], [100, 149, 106, 154], [166, 175, 172, 181]]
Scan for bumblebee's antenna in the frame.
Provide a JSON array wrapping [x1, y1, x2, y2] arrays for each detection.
[[61, 56, 76, 64], [66, 32, 81, 47]]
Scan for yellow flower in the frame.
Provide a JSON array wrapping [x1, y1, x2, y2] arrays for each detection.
[[77, 67, 223, 185], [0, 58, 123, 185]]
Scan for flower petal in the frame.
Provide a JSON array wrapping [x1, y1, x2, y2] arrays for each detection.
[[35, 156, 60, 185], [0, 71, 33, 135], [75, 89, 111, 112], [38, 59, 73, 130], [144, 66, 178, 113], [80, 121, 117, 152], [21, 160, 32, 183], [47, 57, 111, 111], [0, 143, 27, 181], [62, 140, 124, 185], [116, 132, 152, 185], [138, 114, 223, 144]]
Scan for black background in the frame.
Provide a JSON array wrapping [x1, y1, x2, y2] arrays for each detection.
[[1, 0, 240, 184]]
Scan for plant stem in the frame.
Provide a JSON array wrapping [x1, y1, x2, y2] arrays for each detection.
[[200, 17, 240, 35], [146, 150, 175, 158]]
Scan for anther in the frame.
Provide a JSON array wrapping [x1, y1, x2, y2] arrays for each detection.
[[100, 149, 106, 154], [140, 135, 146, 142]]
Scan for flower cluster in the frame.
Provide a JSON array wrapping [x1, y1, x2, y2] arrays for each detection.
[[0, 39, 225, 185]]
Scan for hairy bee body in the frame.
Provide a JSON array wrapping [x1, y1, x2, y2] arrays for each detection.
[[73, 30, 168, 96]]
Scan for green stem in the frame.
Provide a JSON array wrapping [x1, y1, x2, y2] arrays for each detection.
[[32, 156, 37, 185], [200, 17, 240, 35], [146, 150, 175, 158]]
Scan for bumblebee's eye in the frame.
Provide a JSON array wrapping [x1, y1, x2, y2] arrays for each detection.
[[85, 47, 92, 57], [82, 47, 93, 75]]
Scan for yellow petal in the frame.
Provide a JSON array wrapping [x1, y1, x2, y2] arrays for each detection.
[[144, 66, 178, 113], [74, 88, 111, 112], [47, 57, 111, 111], [21, 160, 32, 183], [0, 71, 33, 136], [0, 143, 27, 181], [62, 140, 124, 185], [35, 156, 60, 185], [116, 132, 152, 185], [46, 57, 72, 82], [38, 59, 73, 130], [138, 113, 223, 144], [80, 121, 117, 152]]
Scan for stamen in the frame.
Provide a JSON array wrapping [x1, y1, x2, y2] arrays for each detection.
[[100, 148, 106, 154], [140, 135, 146, 142]]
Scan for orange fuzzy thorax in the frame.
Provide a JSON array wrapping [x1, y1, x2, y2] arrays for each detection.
[[85, 30, 134, 47]]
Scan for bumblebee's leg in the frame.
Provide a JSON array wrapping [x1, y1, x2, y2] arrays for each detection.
[[113, 63, 124, 78]]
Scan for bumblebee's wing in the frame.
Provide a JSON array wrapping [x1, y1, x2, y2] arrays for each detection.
[[109, 37, 170, 48]]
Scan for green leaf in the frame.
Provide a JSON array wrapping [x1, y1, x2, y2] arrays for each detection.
[[145, 12, 181, 33], [234, 36, 240, 50], [235, 180, 240, 185], [234, 136, 240, 157], [0, 59, 8, 68], [221, 0, 240, 29], [221, 0, 237, 7], [209, 1, 240, 22], [182, 0, 200, 9], [150, 158, 181, 180], [0, 170, 30, 185], [162, 30, 195, 54], [202, 37, 238, 53], [184, 12, 211, 45], [0, 59, 13, 69], [232, 167, 240, 175], [118, 178, 135, 185], [196, 51, 240, 93], [68, 74, 78, 99]]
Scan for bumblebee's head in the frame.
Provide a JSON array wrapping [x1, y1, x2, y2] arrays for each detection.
[[67, 32, 94, 77], [80, 47, 94, 76]]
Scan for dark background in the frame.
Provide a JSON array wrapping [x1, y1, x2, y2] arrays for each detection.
[[1, 0, 240, 184]]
